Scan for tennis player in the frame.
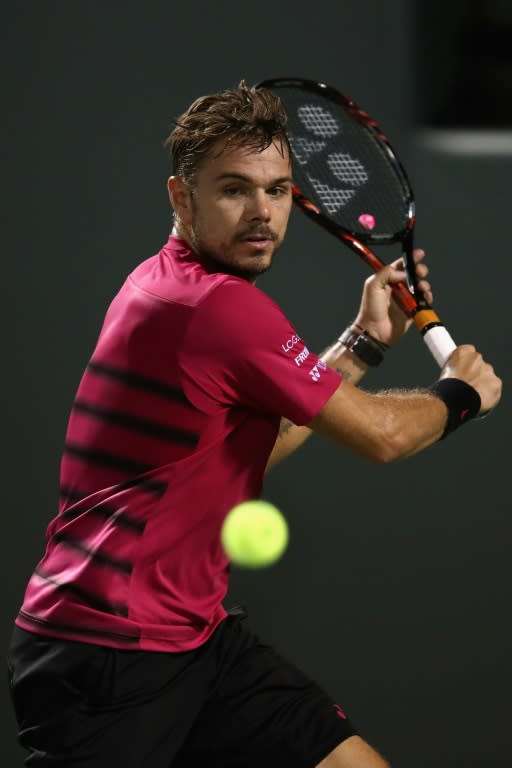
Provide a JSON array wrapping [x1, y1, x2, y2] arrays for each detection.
[[8, 82, 501, 768]]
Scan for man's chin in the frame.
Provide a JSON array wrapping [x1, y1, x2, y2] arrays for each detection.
[[217, 258, 272, 281], [202, 246, 276, 281]]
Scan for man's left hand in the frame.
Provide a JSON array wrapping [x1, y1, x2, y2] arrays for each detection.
[[353, 249, 432, 347]]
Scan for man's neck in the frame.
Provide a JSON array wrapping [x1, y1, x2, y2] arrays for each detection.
[[172, 224, 196, 253], [170, 224, 259, 284]]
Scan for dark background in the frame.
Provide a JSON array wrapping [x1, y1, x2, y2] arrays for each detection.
[[2, 1, 510, 766]]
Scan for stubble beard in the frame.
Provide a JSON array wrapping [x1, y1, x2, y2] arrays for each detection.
[[190, 228, 280, 282]]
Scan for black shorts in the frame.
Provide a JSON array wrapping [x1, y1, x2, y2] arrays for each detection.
[[7, 609, 356, 767]]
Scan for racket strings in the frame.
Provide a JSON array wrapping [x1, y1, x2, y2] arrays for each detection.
[[277, 89, 411, 237], [306, 178, 356, 213], [297, 104, 340, 137], [327, 153, 368, 186], [290, 136, 327, 164]]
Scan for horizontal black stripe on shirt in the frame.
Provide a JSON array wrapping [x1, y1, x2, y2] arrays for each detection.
[[88, 361, 192, 405], [64, 442, 154, 476], [59, 500, 146, 534], [33, 569, 128, 616], [73, 399, 199, 446], [53, 532, 133, 574], [18, 610, 140, 644]]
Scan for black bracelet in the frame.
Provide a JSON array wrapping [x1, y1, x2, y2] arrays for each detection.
[[429, 378, 481, 439], [352, 323, 390, 353], [338, 327, 384, 367]]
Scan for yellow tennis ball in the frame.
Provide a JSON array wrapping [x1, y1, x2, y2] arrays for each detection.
[[221, 500, 289, 568]]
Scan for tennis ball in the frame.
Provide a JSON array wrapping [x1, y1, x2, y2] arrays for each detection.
[[221, 500, 289, 568]]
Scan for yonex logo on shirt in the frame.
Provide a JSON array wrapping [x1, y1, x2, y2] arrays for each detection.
[[308, 360, 327, 382]]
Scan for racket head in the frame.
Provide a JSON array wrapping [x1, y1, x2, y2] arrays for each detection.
[[256, 77, 422, 314]]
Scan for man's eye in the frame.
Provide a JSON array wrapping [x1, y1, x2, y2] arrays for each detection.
[[224, 187, 242, 196], [268, 187, 287, 197]]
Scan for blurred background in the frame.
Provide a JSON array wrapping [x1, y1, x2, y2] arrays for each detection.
[[2, 1, 510, 765]]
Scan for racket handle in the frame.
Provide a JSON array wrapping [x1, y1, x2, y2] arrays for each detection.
[[422, 324, 493, 420], [413, 310, 456, 368], [422, 325, 457, 368], [416, 312, 493, 420]]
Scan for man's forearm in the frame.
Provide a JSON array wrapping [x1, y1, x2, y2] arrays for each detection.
[[320, 338, 369, 384], [265, 342, 369, 472]]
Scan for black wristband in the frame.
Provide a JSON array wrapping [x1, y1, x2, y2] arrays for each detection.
[[352, 323, 390, 352], [338, 327, 385, 367], [429, 378, 481, 439]]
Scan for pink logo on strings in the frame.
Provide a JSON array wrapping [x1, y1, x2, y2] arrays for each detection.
[[358, 213, 375, 230]]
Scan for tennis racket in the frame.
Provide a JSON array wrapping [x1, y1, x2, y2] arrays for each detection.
[[256, 77, 456, 368]]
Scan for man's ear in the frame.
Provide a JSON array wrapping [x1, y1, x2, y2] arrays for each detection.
[[167, 176, 193, 226]]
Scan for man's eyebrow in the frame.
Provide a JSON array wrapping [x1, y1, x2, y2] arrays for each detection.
[[213, 172, 293, 185]]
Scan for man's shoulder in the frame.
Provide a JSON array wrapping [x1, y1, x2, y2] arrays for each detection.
[[127, 236, 232, 308], [129, 236, 283, 316], [194, 278, 286, 333]]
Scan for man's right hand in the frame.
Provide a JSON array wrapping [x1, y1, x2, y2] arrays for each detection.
[[440, 345, 502, 414]]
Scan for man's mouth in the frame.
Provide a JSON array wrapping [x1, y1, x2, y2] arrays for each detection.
[[240, 230, 276, 243]]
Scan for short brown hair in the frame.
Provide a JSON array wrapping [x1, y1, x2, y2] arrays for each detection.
[[165, 81, 290, 183]]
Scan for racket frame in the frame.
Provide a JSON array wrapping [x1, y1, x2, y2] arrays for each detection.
[[256, 77, 427, 317], [255, 77, 458, 365]]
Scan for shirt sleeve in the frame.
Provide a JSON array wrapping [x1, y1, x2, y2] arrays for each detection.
[[179, 278, 342, 425]]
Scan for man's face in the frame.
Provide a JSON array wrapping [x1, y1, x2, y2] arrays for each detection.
[[175, 141, 293, 281]]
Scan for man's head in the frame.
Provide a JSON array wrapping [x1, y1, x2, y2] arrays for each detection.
[[165, 82, 293, 281]]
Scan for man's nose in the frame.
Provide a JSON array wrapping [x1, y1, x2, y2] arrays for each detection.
[[245, 190, 270, 221]]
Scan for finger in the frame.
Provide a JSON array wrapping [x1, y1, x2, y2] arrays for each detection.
[[385, 266, 413, 286], [390, 256, 406, 272], [391, 249, 425, 266], [384, 268, 433, 302], [376, 259, 431, 292], [414, 263, 429, 280], [418, 279, 433, 304], [390, 251, 427, 274]]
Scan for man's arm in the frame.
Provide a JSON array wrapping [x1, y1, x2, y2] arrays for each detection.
[[265, 250, 501, 471], [266, 250, 428, 473], [310, 343, 500, 462], [309, 380, 445, 464], [268, 342, 500, 469], [265, 340, 368, 472]]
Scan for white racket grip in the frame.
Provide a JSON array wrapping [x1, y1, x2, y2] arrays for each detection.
[[423, 325, 457, 368]]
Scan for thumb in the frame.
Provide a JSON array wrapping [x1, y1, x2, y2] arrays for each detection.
[[383, 259, 408, 285], [373, 263, 404, 289]]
